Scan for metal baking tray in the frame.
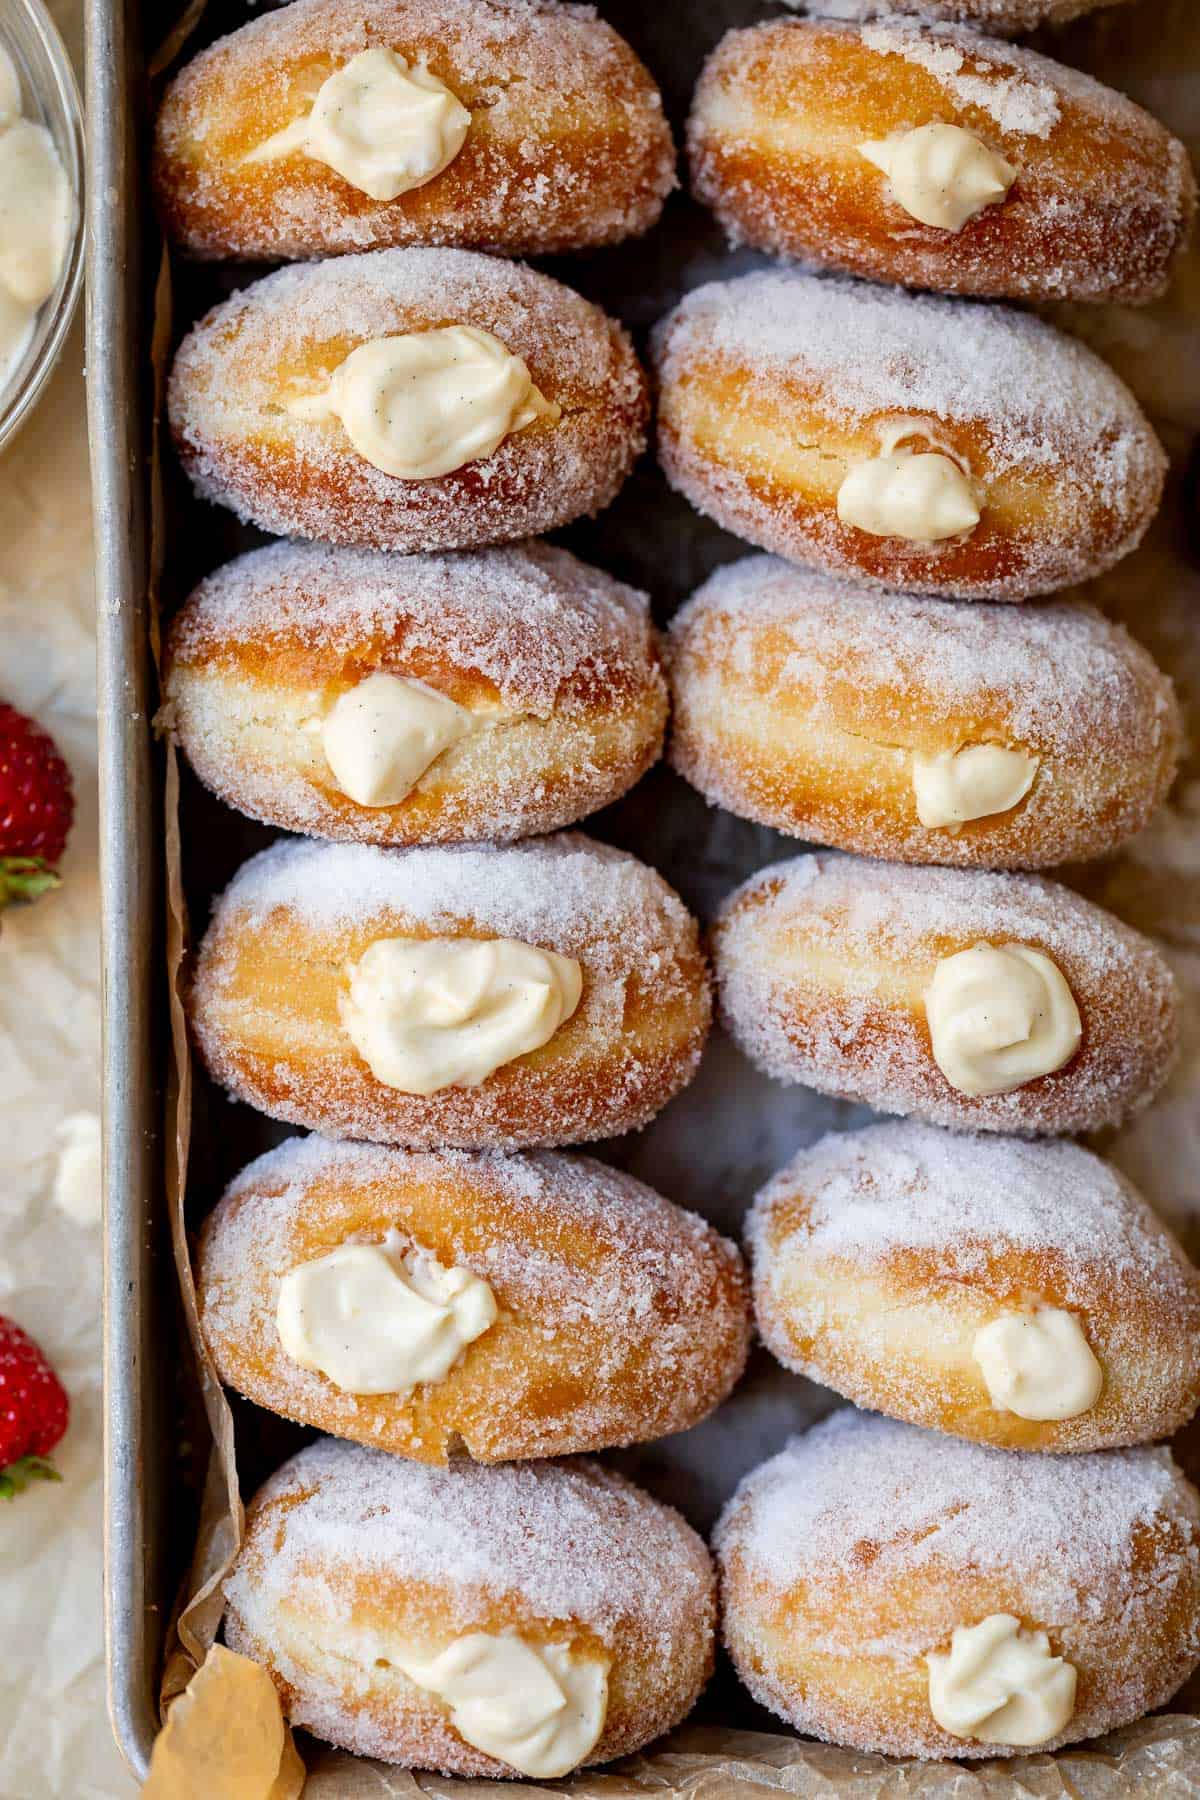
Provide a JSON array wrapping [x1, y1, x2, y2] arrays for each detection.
[[88, 0, 1200, 1784], [88, 0, 804, 1777]]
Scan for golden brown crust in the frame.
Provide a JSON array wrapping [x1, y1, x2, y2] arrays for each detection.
[[189, 834, 712, 1150], [689, 20, 1194, 304], [748, 1122, 1200, 1453], [153, 0, 676, 260], [666, 557, 1181, 870], [167, 249, 648, 552], [224, 1445, 716, 1775], [713, 854, 1178, 1136], [716, 1416, 1200, 1760], [162, 539, 667, 845], [196, 1138, 750, 1462], [651, 271, 1165, 603]]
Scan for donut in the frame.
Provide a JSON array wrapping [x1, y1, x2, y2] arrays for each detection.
[[797, 0, 1128, 29], [196, 1134, 750, 1463], [715, 1412, 1200, 1759], [189, 832, 711, 1149], [712, 853, 1177, 1135], [666, 556, 1181, 870], [162, 539, 666, 846], [153, 0, 675, 261], [689, 20, 1193, 305], [167, 248, 647, 552], [224, 1441, 715, 1775], [748, 1120, 1200, 1453], [651, 270, 1164, 601]]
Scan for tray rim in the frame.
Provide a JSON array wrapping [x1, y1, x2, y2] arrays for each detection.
[[86, 0, 168, 1779]]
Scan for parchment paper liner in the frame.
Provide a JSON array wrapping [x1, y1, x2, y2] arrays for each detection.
[[144, 0, 1200, 1790]]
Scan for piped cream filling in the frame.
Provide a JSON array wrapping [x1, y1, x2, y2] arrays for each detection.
[[243, 47, 471, 201], [340, 934, 583, 1094], [912, 744, 1038, 830], [924, 942, 1081, 1097], [319, 673, 478, 807], [288, 326, 559, 480], [276, 1236, 497, 1394], [973, 1305, 1101, 1421], [858, 124, 1016, 232], [395, 1633, 609, 1777], [927, 1615, 1075, 1746]]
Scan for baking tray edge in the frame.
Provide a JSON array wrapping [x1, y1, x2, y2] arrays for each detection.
[[85, 0, 168, 1780]]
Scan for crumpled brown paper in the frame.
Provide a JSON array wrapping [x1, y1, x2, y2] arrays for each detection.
[[145, 0, 1200, 1792], [144, 1646, 306, 1800]]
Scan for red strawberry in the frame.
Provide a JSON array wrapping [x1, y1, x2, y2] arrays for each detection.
[[0, 1314, 69, 1498], [0, 701, 74, 906]]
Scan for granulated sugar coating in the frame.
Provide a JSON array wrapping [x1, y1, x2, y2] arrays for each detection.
[[716, 1411, 1200, 1757], [671, 557, 1175, 755], [168, 248, 647, 551], [169, 539, 658, 719], [796, 0, 1128, 28], [665, 555, 1180, 868], [190, 833, 711, 1148], [652, 270, 1165, 600], [153, 0, 677, 260], [713, 853, 1177, 1134], [688, 18, 1195, 306], [224, 1441, 716, 1772], [163, 537, 667, 844], [860, 21, 1061, 136], [212, 831, 694, 949], [748, 1120, 1192, 1296], [745, 1120, 1200, 1453], [196, 1136, 750, 1461]]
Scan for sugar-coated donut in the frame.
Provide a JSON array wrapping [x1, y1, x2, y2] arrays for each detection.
[[167, 249, 646, 552], [667, 556, 1180, 870], [189, 833, 711, 1149], [163, 539, 666, 846], [748, 1121, 1200, 1453], [712, 854, 1176, 1135], [716, 1413, 1200, 1760], [224, 1441, 715, 1775], [798, 0, 1128, 28], [196, 1134, 750, 1462], [652, 271, 1164, 601], [153, 0, 675, 261], [690, 20, 1193, 305]]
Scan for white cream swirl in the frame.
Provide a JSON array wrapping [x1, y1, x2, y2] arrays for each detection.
[[243, 48, 471, 201], [973, 1305, 1102, 1422], [924, 942, 1081, 1097], [276, 1240, 497, 1394], [321, 673, 477, 807], [288, 326, 559, 480], [340, 934, 583, 1094], [927, 1614, 1076, 1746], [393, 1634, 609, 1778], [858, 124, 1016, 232]]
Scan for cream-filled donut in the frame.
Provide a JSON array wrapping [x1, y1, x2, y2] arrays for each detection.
[[748, 1121, 1200, 1452], [167, 248, 646, 552], [153, 0, 675, 260], [196, 1135, 750, 1462], [689, 20, 1193, 304], [712, 853, 1176, 1134], [667, 556, 1180, 869], [651, 270, 1164, 601], [716, 1412, 1200, 1759], [189, 833, 711, 1148], [162, 539, 666, 845], [224, 1441, 715, 1774]]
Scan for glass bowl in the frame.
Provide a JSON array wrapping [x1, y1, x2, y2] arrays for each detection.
[[0, 0, 84, 454]]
